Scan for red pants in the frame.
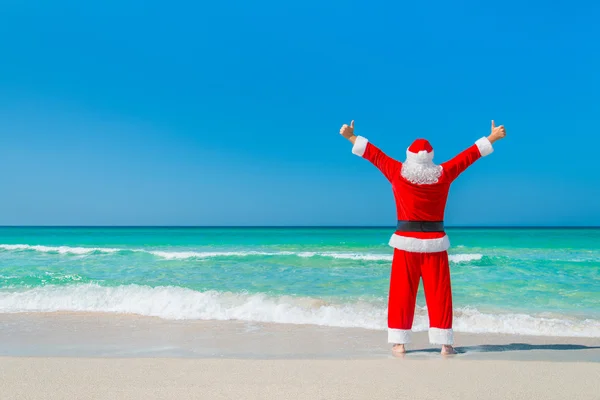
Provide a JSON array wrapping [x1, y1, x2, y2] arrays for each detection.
[[387, 249, 454, 345]]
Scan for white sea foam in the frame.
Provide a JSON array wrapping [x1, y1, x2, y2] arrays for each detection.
[[0, 244, 482, 263], [0, 284, 597, 337], [146, 250, 295, 260], [449, 254, 483, 263], [149, 250, 394, 261], [297, 252, 393, 261], [0, 244, 120, 255]]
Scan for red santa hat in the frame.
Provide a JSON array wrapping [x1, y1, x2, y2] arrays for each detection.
[[406, 138, 434, 164]]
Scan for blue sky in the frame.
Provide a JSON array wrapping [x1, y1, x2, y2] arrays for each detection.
[[0, 0, 598, 226]]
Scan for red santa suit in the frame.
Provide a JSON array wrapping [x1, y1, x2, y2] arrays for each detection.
[[352, 135, 494, 345]]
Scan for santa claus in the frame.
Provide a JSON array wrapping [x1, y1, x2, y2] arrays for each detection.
[[340, 120, 506, 355]]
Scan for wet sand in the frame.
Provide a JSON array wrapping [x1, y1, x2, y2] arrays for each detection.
[[1, 312, 598, 361], [1, 312, 598, 399]]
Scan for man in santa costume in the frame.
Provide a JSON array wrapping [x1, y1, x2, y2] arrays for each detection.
[[339, 120, 506, 355]]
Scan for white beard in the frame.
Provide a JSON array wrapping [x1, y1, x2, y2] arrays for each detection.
[[401, 160, 443, 185]]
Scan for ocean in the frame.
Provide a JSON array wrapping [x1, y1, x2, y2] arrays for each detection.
[[0, 227, 598, 338]]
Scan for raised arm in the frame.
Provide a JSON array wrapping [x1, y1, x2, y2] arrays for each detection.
[[442, 120, 506, 182], [340, 120, 401, 182]]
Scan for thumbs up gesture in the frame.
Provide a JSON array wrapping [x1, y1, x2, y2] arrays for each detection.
[[488, 120, 506, 143], [340, 120, 355, 139]]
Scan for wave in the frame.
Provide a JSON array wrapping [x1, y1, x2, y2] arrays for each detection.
[[0, 244, 121, 255], [0, 284, 597, 337], [149, 251, 398, 261], [0, 244, 481, 263], [448, 254, 483, 263], [150, 251, 482, 263]]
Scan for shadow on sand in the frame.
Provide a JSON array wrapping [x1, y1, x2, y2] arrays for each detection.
[[407, 343, 600, 354]]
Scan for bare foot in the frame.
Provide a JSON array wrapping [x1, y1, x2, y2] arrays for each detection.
[[441, 345, 457, 355], [392, 344, 406, 355]]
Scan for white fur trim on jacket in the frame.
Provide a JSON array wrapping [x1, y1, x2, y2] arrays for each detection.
[[352, 136, 369, 157], [388, 234, 450, 253], [429, 328, 454, 345], [388, 328, 412, 344], [475, 136, 494, 157]]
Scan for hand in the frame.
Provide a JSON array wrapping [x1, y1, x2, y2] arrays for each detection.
[[339, 120, 355, 140], [488, 120, 506, 143]]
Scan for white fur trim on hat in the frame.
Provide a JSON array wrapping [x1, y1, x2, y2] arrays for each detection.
[[388, 234, 450, 253], [405, 149, 434, 164], [475, 136, 494, 157], [429, 328, 454, 345], [352, 136, 369, 157], [388, 328, 412, 344]]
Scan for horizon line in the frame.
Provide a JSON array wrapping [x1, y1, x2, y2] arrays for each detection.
[[0, 225, 599, 229]]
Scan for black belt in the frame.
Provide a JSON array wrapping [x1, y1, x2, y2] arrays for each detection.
[[396, 220, 445, 232]]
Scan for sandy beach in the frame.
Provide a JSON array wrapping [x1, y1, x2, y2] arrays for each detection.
[[2, 357, 599, 400], [1, 312, 599, 360], [0, 312, 599, 399]]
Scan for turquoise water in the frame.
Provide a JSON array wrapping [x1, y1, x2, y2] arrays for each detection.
[[0, 227, 598, 337]]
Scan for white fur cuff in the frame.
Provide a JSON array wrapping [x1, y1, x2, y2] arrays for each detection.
[[352, 136, 368, 157], [388, 328, 412, 344], [429, 328, 454, 345], [475, 136, 494, 157]]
